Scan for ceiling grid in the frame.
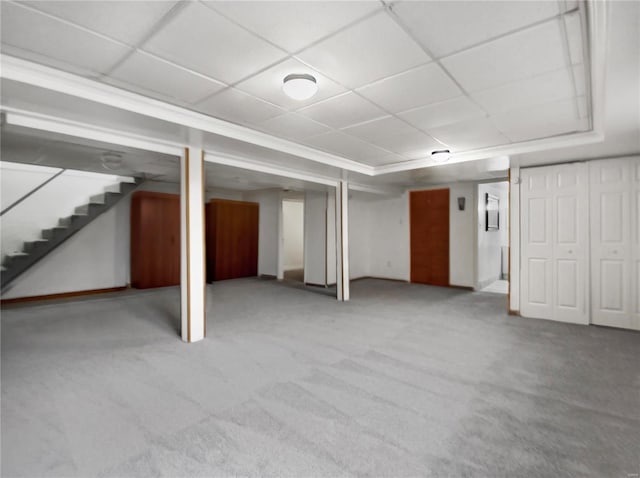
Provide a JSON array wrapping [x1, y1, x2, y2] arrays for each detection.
[[0, 0, 597, 170]]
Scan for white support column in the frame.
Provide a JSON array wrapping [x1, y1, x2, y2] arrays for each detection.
[[180, 147, 206, 342], [335, 180, 350, 301], [509, 166, 521, 314]]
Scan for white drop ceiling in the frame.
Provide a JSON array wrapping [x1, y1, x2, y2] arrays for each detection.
[[0, 0, 594, 170]]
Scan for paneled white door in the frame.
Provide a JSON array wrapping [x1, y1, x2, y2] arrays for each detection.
[[521, 163, 588, 324], [590, 157, 640, 330]]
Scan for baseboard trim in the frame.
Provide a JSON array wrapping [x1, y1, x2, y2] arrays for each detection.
[[352, 276, 409, 283], [1, 286, 129, 306], [508, 309, 520, 316], [304, 282, 329, 288], [448, 284, 475, 291]]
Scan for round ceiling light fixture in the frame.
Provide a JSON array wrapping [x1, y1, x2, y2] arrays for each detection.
[[282, 73, 318, 100], [431, 149, 451, 163], [101, 152, 124, 171]]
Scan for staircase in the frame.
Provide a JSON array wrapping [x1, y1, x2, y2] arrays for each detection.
[[1, 177, 143, 290]]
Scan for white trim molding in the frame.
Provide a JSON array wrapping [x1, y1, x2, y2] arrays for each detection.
[[203, 151, 339, 188], [1, 55, 373, 176], [2, 107, 184, 157]]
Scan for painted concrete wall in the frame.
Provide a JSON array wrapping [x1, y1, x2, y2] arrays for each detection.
[[477, 181, 509, 289], [282, 200, 304, 271]]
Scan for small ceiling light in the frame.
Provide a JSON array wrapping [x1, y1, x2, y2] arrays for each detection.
[[282, 73, 318, 100], [431, 149, 451, 163], [101, 152, 123, 171]]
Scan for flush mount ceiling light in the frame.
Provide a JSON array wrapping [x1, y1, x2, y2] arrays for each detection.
[[101, 152, 123, 171], [431, 149, 451, 163], [282, 73, 318, 100]]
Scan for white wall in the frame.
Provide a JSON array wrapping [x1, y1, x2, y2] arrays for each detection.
[[282, 200, 304, 271], [1, 162, 131, 259], [476, 181, 509, 289], [368, 193, 410, 281], [348, 195, 372, 279], [2, 188, 131, 299], [243, 189, 281, 277], [304, 191, 327, 285], [363, 184, 476, 287], [326, 192, 337, 285], [2, 178, 249, 299], [448, 183, 476, 288], [1, 162, 59, 210]]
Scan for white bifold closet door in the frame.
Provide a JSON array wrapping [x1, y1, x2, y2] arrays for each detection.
[[589, 157, 640, 330], [520, 163, 589, 324]]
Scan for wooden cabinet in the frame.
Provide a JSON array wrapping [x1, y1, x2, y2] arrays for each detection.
[[206, 199, 259, 281], [130, 191, 180, 289]]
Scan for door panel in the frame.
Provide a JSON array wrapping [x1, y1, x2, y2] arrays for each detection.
[[600, 260, 625, 311], [410, 189, 449, 286], [556, 259, 577, 308], [521, 163, 588, 323], [589, 158, 638, 329], [528, 259, 549, 304]]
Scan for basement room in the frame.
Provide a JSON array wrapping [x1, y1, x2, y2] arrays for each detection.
[[1, 0, 639, 477]]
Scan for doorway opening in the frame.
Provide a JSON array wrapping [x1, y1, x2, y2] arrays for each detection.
[[282, 197, 304, 283], [477, 181, 509, 294]]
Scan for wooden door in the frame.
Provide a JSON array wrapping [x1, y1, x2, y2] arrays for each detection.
[[590, 157, 640, 330], [410, 189, 450, 286], [520, 163, 588, 324], [130, 191, 180, 289], [206, 199, 259, 281]]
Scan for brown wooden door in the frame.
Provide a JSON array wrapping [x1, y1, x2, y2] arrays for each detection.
[[130, 191, 180, 289], [206, 199, 259, 281], [410, 189, 450, 286]]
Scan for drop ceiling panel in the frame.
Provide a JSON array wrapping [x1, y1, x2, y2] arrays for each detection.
[[471, 68, 575, 115], [296, 11, 430, 89], [0, 3, 130, 74], [492, 98, 585, 142], [303, 131, 389, 162], [341, 116, 439, 158], [23, 1, 179, 46], [564, 11, 585, 65], [208, 1, 380, 53], [393, 1, 559, 58], [195, 88, 285, 126], [573, 64, 586, 96], [144, 2, 287, 84], [109, 52, 226, 105], [256, 113, 331, 141], [357, 63, 461, 113], [361, 153, 408, 167], [427, 118, 509, 151], [234, 58, 346, 110], [398, 96, 486, 131], [441, 19, 567, 92], [297, 92, 385, 129]]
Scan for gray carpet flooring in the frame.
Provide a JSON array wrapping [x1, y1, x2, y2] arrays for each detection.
[[1, 278, 639, 477]]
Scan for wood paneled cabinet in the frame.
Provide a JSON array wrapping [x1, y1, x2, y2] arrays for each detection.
[[130, 191, 180, 289], [206, 199, 259, 282]]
